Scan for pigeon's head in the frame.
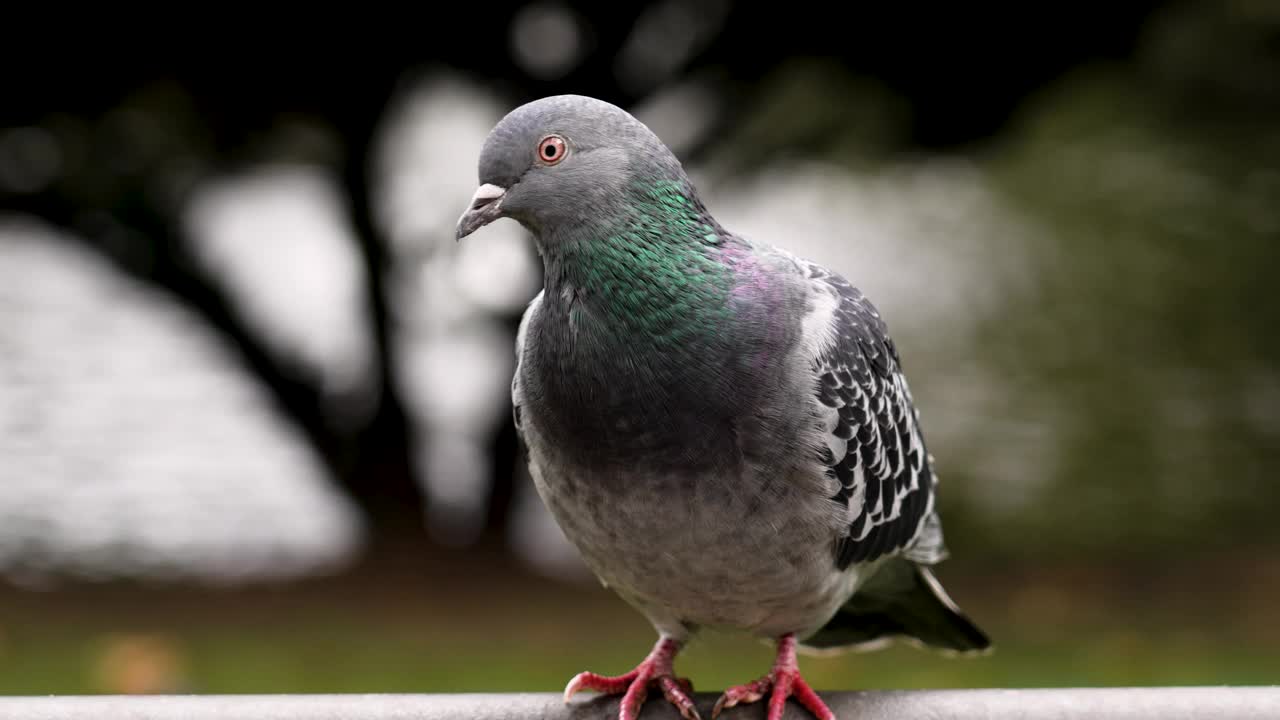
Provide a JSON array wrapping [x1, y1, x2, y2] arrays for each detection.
[[456, 94, 686, 241]]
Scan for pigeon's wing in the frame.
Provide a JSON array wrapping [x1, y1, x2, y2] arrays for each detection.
[[800, 262, 945, 570], [511, 290, 544, 440]]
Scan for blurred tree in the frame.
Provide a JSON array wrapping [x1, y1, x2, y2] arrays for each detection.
[[0, 2, 1183, 565]]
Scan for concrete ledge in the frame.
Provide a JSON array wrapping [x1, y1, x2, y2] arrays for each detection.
[[1, 688, 1278, 720]]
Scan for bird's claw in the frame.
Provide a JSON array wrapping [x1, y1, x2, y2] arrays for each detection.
[[563, 669, 640, 703], [566, 669, 699, 720], [657, 674, 701, 720], [715, 634, 836, 720], [711, 675, 771, 719]]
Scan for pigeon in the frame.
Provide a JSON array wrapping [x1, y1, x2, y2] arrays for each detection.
[[456, 95, 990, 720]]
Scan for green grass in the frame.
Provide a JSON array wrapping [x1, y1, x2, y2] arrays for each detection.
[[1, 559, 1275, 695]]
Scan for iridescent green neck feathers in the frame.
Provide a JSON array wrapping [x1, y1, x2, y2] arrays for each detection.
[[544, 180, 735, 344]]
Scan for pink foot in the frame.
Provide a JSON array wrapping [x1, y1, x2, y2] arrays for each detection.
[[712, 634, 835, 720], [564, 636, 699, 720]]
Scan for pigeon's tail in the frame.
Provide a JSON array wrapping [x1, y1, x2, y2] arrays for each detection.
[[799, 559, 992, 657]]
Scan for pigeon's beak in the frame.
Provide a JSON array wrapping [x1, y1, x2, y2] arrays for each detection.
[[455, 183, 507, 241]]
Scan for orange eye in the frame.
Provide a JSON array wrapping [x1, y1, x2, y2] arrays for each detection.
[[537, 135, 567, 165]]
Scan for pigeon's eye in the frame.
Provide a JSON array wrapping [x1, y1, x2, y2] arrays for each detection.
[[537, 135, 567, 165]]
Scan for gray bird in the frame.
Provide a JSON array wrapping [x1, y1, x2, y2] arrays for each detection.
[[456, 95, 990, 720]]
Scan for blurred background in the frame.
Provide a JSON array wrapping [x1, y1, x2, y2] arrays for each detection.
[[1, 0, 1277, 696]]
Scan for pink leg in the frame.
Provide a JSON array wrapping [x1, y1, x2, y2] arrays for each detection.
[[564, 636, 699, 720], [712, 634, 835, 720]]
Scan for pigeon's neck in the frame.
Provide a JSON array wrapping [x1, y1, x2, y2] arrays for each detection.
[[538, 179, 736, 341], [525, 180, 761, 472]]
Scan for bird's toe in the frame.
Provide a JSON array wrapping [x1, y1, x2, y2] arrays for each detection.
[[711, 675, 772, 718], [657, 674, 701, 720]]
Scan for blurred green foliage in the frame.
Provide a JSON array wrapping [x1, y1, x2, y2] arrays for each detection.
[[961, 1, 1280, 560]]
